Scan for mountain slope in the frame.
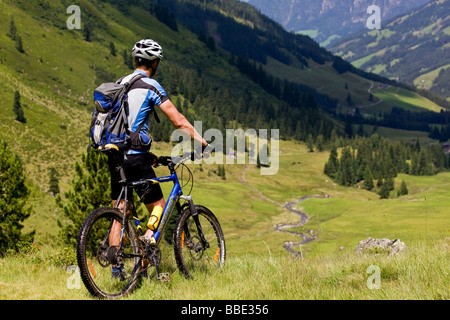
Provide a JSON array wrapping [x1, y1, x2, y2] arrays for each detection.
[[330, 0, 450, 99], [242, 0, 431, 45], [0, 0, 448, 247], [0, 0, 445, 191], [0, 0, 333, 189]]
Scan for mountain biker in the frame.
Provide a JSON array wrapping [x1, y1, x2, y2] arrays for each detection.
[[108, 39, 208, 278]]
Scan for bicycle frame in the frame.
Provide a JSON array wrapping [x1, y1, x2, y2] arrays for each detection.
[[131, 171, 183, 244]]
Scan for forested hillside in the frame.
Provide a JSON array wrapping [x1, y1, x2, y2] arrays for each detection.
[[242, 0, 431, 45], [0, 0, 448, 192], [0, 1, 449, 301], [331, 0, 450, 99]]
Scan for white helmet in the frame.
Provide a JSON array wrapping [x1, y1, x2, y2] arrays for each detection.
[[132, 39, 163, 61]]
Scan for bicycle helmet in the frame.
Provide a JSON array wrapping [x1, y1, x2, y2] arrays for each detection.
[[132, 39, 163, 61]]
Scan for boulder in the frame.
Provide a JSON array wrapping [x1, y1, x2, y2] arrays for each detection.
[[355, 237, 407, 256]]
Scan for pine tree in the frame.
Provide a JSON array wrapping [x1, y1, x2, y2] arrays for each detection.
[[7, 16, 17, 40], [56, 150, 111, 246], [15, 35, 24, 53], [13, 91, 26, 123], [399, 180, 408, 196], [339, 147, 355, 186], [316, 134, 324, 152], [378, 179, 390, 199], [109, 41, 116, 56], [306, 134, 314, 152], [55, 150, 142, 246], [0, 142, 34, 256], [363, 165, 374, 190], [48, 167, 60, 196], [83, 22, 93, 42], [324, 146, 339, 179]]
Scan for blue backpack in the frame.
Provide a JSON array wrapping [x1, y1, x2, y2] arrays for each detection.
[[89, 74, 145, 150]]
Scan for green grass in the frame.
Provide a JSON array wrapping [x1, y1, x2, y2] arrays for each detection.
[[1, 0, 448, 300], [1, 237, 447, 299], [367, 85, 444, 114], [2, 140, 450, 299], [363, 125, 434, 144], [414, 64, 450, 90]]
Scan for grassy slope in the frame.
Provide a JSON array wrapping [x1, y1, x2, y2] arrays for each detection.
[[2, 140, 449, 299], [263, 55, 444, 116], [0, 0, 448, 299], [330, 0, 450, 98]]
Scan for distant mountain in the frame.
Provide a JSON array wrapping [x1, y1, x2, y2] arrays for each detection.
[[241, 0, 432, 46], [330, 0, 450, 98]]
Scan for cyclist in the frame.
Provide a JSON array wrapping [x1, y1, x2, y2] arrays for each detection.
[[108, 39, 208, 278]]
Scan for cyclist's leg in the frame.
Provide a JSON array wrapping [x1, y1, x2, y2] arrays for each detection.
[[109, 199, 132, 248], [107, 155, 133, 273], [126, 153, 165, 239]]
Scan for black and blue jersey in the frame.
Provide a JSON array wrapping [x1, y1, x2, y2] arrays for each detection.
[[118, 70, 168, 154]]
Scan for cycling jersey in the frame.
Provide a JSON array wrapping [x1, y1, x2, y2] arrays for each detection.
[[118, 70, 168, 154]]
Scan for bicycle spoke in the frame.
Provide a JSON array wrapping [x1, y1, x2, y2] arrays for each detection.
[[77, 208, 142, 298], [174, 206, 225, 278]]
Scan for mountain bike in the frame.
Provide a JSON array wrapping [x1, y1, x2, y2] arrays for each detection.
[[76, 144, 226, 299]]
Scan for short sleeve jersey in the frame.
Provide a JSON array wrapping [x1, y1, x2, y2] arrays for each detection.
[[119, 70, 168, 154]]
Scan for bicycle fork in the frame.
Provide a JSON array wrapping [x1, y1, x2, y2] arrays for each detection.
[[180, 195, 209, 250]]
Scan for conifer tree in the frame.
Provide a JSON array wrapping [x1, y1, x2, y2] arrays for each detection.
[[378, 179, 390, 199], [109, 41, 116, 56], [56, 150, 111, 246], [363, 165, 374, 190], [15, 35, 24, 53], [339, 147, 355, 186], [324, 146, 339, 179], [399, 180, 408, 196], [13, 91, 26, 123], [7, 16, 17, 40], [48, 167, 60, 196], [56, 150, 143, 246], [0, 142, 34, 256]]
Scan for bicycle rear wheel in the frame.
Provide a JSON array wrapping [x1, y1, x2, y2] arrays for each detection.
[[173, 205, 226, 278], [77, 207, 142, 299]]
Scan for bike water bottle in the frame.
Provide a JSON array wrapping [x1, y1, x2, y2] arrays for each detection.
[[147, 204, 164, 231]]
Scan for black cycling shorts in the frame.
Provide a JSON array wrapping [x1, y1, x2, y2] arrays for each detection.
[[108, 153, 164, 205]]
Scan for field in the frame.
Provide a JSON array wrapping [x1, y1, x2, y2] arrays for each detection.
[[2, 140, 448, 300]]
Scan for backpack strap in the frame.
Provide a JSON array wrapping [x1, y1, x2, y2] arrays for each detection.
[[121, 74, 146, 133]]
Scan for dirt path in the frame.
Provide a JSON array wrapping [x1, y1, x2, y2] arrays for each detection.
[[356, 80, 384, 109], [239, 166, 328, 257]]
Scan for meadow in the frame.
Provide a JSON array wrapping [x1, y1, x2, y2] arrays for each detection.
[[1, 140, 448, 300]]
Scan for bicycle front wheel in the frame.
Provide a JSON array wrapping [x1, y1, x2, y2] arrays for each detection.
[[173, 205, 226, 279], [77, 207, 142, 299]]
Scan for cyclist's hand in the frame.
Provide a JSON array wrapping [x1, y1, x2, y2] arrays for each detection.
[[202, 143, 213, 159], [194, 143, 212, 160]]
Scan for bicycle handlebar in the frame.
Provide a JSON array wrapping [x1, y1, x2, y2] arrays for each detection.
[[97, 143, 201, 167], [157, 151, 196, 167]]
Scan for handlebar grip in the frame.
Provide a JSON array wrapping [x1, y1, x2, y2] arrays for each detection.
[[156, 151, 198, 166], [157, 156, 172, 166]]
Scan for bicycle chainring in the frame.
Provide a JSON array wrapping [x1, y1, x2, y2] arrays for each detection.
[[145, 243, 161, 267]]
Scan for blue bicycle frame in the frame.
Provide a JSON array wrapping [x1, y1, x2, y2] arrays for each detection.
[[131, 171, 183, 243]]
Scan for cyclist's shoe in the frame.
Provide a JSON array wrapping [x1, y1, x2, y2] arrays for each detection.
[[140, 266, 148, 278], [139, 234, 156, 246], [111, 266, 129, 281]]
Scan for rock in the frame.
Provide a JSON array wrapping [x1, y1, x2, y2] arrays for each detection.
[[354, 237, 407, 256]]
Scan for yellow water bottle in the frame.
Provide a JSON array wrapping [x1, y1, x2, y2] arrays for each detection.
[[147, 204, 164, 231]]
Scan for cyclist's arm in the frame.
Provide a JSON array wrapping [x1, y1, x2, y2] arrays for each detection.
[[158, 99, 207, 147]]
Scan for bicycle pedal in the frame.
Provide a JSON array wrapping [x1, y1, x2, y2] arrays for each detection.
[[157, 273, 171, 282]]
